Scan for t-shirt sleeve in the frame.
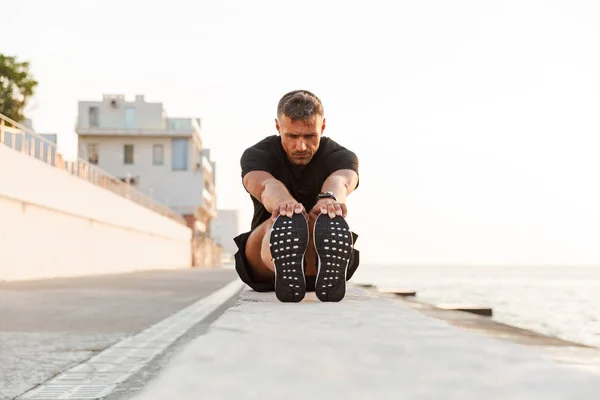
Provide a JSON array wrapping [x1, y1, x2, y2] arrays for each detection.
[[325, 148, 360, 188], [240, 146, 272, 180]]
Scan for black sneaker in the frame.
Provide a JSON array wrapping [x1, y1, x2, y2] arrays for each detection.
[[269, 213, 309, 302], [313, 214, 354, 302]]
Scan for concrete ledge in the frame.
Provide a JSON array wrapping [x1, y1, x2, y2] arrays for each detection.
[[436, 303, 493, 317], [369, 285, 592, 348], [133, 287, 600, 399], [377, 288, 417, 297]]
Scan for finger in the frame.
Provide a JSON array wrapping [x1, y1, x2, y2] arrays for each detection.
[[327, 203, 336, 219], [294, 203, 303, 214], [272, 205, 281, 220], [279, 204, 287, 216], [320, 202, 328, 214], [334, 203, 343, 216], [285, 203, 293, 217], [340, 204, 348, 218]]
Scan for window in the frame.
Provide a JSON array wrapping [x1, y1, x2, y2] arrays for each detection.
[[124, 107, 136, 129], [89, 107, 99, 127], [124, 144, 134, 164], [88, 143, 99, 164], [172, 138, 188, 170], [153, 144, 164, 165]]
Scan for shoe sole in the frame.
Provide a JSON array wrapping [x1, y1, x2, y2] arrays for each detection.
[[314, 214, 354, 302], [269, 213, 309, 302]]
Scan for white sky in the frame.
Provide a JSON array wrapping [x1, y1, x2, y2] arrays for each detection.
[[3, 0, 600, 266]]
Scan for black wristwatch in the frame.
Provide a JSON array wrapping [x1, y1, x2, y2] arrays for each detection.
[[316, 191, 337, 202]]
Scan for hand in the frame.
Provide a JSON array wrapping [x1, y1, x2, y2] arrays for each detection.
[[272, 200, 305, 220], [310, 198, 347, 219]]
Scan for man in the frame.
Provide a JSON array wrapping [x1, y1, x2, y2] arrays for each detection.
[[233, 90, 360, 303]]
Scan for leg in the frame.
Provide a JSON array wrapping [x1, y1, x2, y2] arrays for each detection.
[[244, 218, 276, 283], [245, 214, 310, 302], [304, 212, 318, 277]]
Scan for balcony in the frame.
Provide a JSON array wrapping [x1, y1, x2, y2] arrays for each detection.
[[76, 127, 197, 137], [167, 118, 201, 133], [202, 156, 213, 174], [201, 187, 208, 201], [201, 188, 217, 218]]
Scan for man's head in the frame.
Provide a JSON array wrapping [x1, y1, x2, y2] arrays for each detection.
[[275, 90, 326, 166]]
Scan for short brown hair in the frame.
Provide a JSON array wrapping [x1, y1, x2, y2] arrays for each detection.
[[277, 90, 324, 121]]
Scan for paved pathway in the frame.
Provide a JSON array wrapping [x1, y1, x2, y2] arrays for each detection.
[[0, 268, 237, 400], [133, 287, 600, 400]]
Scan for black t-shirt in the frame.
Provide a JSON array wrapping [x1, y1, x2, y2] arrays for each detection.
[[240, 135, 359, 231]]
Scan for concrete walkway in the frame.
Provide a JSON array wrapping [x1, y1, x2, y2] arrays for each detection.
[[133, 287, 600, 400], [0, 268, 237, 400]]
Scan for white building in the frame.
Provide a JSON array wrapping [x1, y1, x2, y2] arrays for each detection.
[[211, 209, 240, 262], [75, 94, 219, 266]]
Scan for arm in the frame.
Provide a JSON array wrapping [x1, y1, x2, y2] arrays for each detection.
[[320, 169, 358, 204], [312, 169, 359, 218], [243, 170, 305, 218]]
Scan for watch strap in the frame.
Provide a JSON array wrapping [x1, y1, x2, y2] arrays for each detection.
[[316, 192, 337, 202]]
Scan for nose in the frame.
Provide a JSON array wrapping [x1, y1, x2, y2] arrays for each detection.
[[296, 140, 307, 152]]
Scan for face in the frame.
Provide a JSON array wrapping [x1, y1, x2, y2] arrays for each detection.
[[275, 115, 326, 165]]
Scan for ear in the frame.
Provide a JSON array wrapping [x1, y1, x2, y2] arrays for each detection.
[[275, 118, 281, 134], [321, 117, 326, 134]]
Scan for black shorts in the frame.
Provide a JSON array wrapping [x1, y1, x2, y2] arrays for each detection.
[[233, 230, 361, 292]]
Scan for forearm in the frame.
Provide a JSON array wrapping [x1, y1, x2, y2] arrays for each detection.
[[320, 175, 352, 204], [261, 179, 296, 213]]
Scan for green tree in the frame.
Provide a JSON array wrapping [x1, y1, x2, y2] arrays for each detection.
[[0, 54, 38, 122]]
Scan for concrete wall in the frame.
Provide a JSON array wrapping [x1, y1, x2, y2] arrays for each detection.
[[0, 145, 192, 281]]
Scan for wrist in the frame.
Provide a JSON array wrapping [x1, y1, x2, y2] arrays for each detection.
[[316, 191, 337, 202], [316, 197, 336, 205]]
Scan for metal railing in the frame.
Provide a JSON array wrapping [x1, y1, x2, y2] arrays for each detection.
[[0, 113, 187, 225]]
